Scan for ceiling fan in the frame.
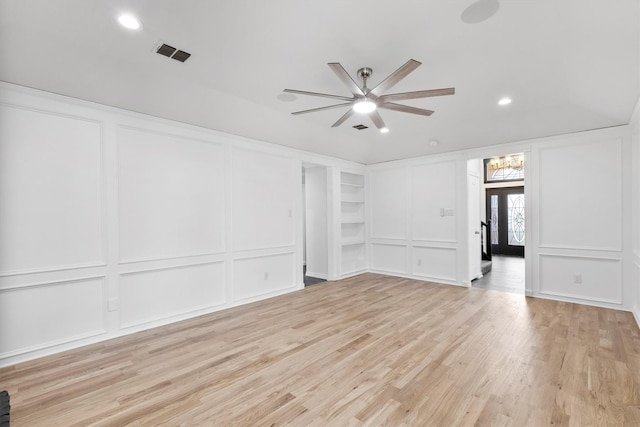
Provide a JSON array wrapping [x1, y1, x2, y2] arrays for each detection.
[[283, 59, 455, 132]]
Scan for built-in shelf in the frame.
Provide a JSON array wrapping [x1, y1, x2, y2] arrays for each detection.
[[342, 239, 365, 246], [340, 172, 366, 276], [341, 182, 364, 188]]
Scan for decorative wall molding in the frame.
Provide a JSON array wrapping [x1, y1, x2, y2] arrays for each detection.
[[0, 102, 107, 276], [119, 261, 226, 329], [0, 276, 107, 359], [118, 260, 225, 277], [370, 243, 408, 275], [538, 253, 622, 305], [0, 274, 107, 292], [537, 137, 623, 252], [0, 262, 108, 279]]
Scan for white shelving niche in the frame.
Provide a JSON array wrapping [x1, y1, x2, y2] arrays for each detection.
[[340, 172, 366, 276]]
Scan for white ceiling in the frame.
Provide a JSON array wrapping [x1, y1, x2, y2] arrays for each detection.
[[1, 0, 638, 164]]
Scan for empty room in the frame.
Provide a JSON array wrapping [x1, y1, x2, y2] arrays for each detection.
[[1, 1, 640, 425]]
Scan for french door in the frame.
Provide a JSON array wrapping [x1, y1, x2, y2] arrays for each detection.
[[486, 187, 525, 257]]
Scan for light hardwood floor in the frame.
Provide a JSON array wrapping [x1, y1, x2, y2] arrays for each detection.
[[2, 273, 640, 426]]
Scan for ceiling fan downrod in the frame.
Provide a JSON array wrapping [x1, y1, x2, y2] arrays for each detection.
[[357, 67, 373, 93]]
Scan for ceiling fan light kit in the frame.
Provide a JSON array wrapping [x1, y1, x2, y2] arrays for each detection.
[[283, 59, 455, 132], [353, 98, 376, 114]]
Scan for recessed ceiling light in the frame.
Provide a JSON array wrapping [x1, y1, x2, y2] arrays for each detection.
[[118, 14, 141, 30], [380, 127, 389, 134], [498, 97, 512, 106]]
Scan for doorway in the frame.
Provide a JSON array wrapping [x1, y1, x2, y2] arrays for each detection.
[[471, 153, 527, 294], [302, 164, 328, 286], [485, 187, 525, 257]]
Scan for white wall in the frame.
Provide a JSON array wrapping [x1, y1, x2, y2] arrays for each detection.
[[531, 132, 627, 306], [630, 97, 640, 325], [0, 83, 362, 367], [304, 166, 328, 279], [368, 157, 467, 285], [368, 127, 633, 311]]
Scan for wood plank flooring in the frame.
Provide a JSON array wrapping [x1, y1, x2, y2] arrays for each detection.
[[2, 273, 640, 426]]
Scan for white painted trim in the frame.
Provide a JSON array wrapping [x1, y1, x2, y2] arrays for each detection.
[[305, 272, 327, 280], [537, 244, 624, 252], [0, 276, 108, 363], [0, 262, 108, 278], [367, 270, 469, 288], [231, 246, 297, 260], [119, 301, 228, 330], [0, 82, 365, 170], [0, 274, 107, 292], [118, 259, 225, 276], [536, 137, 623, 252], [411, 241, 458, 249], [537, 253, 623, 305], [0, 329, 108, 363], [532, 292, 627, 311], [339, 269, 368, 280]]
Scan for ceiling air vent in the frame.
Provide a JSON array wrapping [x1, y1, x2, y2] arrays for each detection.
[[155, 42, 191, 63], [353, 124, 368, 130]]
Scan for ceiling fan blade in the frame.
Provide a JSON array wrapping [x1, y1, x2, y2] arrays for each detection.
[[283, 89, 354, 102], [369, 110, 387, 130], [368, 59, 422, 97], [331, 108, 356, 127], [328, 63, 365, 96], [379, 103, 434, 116], [378, 88, 455, 103], [291, 103, 352, 115]]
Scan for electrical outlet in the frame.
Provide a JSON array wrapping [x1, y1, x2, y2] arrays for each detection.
[[573, 274, 582, 284], [444, 208, 455, 216], [108, 298, 118, 312], [264, 272, 269, 280], [417, 259, 422, 266]]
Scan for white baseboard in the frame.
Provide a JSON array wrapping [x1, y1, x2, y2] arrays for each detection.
[[305, 271, 327, 280]]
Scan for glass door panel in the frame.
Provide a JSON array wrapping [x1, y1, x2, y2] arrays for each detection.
[[486, 187, 524, 257]]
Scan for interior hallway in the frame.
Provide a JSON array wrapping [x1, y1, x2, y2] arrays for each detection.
[[472, 255, 525, 294]]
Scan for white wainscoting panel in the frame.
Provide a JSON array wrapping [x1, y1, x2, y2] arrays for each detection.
[[232, 149, 295, 251], [118, 127, 226, 262], [0, 277, 105, 357], [119, 262, 226, 328], [538, 254, 622, 304], [413, 246, 457, 281], [0, 105, 104, 275], [370, 244, 407, 274], [411, 162, 457, 242], [538, 138, 622, 251], [369, 168, 407, 239], [233, 253, 295, 301]]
